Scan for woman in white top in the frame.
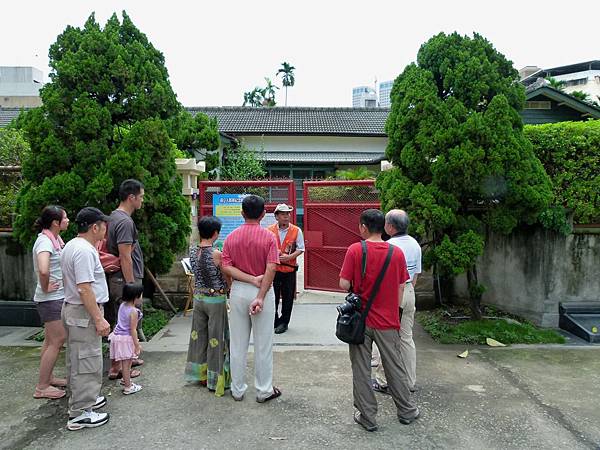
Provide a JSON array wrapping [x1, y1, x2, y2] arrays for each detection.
[[32, 205, 69, 399]]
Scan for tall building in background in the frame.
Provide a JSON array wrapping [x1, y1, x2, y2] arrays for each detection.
[[0, 67, 44, 108], [352, 86, 377, 108], [378, 80, 394, 108]]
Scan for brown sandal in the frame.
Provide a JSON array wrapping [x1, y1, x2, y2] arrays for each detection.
[[34, 385, 66, 399]]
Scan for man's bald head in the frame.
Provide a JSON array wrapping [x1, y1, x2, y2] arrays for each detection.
[[385, 209, 409, 236]]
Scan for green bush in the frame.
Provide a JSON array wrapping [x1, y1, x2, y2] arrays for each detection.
[[525, 120, 600, 225], [221, 143, 266, 180], [141, 307, 173, 340]]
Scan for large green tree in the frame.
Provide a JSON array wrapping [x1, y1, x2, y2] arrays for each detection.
[[377, 32, 553, 318], [14, 12, 214, 274]]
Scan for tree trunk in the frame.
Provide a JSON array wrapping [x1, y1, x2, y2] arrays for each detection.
[[285, 87, 288, 107], [466, 266, 483, 320]]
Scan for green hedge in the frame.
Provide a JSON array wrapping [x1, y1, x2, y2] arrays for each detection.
[[525, 120, 600, 224]]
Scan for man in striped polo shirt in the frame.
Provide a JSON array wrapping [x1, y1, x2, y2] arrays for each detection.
[[221, 195, 282, 403]]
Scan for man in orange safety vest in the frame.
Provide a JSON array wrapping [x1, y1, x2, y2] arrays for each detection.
[[267, 203, 305, 334]]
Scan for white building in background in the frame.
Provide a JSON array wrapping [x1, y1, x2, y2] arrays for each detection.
[[0, 67, 44, 108], [520, 61, 600, 102], [352, 86, 377, 108], [378, 80, 394, 108]]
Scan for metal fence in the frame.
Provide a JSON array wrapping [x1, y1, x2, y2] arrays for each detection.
[[303, 180, 380, 292]]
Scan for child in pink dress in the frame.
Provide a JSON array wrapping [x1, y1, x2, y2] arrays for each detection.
[[109, 283, 144, 395]]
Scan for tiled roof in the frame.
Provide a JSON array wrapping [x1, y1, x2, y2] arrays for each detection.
[[0, 107, 25, 128], [263, 151, 384, 163], [188, 107, 389, 136], [2, 106, 390, 136]]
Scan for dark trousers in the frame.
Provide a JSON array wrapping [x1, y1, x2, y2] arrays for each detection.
[[273, 271, 296, 327]]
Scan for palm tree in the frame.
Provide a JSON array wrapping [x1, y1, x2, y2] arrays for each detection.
[[277, 62, 295, 106], [545, 77, 566, 92], [570, 90, 592, 103], [262, 78, 279, 107], [243, 91, 252, 106]]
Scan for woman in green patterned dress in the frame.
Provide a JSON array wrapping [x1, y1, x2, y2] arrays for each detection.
[[184, 216, 231, 396]]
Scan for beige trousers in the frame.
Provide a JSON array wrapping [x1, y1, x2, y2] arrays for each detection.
[[374, 282, 417, 390], [62, 303, 104, 417]]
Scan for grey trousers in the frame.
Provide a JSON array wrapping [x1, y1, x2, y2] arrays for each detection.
[[62, 303, 103, 417], [349, 326, 418, 427]]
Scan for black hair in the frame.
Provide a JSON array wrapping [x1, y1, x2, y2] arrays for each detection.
[[242, 195, 265, 220], [34, 205, 65, 232], [118, 179, 144, 202], [197, 215, 222, 239], [122, 282, 144, 303], [360, 209, 385, 234]]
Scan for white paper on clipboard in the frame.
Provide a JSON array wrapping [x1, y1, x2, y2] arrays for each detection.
[[181, 258, 192, 275]]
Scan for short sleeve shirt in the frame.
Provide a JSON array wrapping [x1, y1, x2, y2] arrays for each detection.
[[107, 210, 144, 279], [278, 227, 305, 251], [222, 224, 280, 276], [61, 237, 109, 305], [387, 234, 422, 282], [32, 233, 64, 302], [340, 241, 409, 330]]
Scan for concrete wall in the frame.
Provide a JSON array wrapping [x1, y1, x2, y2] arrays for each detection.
[[453, 227, 600, 327], [0, 232, 35, 301], [241, 135, 387, 156]]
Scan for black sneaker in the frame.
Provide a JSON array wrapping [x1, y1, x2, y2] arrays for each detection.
[[274, 324, 288, 334], [399, 408, 420, 425], [67, 411, 109, 431], [354, 411, 378, 432]]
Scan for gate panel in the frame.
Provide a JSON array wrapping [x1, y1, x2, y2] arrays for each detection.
[[198, 180, 296, 223], [303, 180, 380, 292]]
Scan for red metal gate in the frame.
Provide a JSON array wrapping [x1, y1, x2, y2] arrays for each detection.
[[303, 180, 380, 292], [198, 180, 296, 222]]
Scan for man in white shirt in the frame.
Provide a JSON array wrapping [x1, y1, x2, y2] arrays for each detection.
[[372, 209, 421, 393], [61, 207, 111, 431]]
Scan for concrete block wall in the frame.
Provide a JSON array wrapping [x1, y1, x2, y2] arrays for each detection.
[[453, 227, 600, 327]]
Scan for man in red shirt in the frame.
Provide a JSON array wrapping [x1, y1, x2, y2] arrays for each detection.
[[339, 209, 419, 431], [221, 195, 282, 403]]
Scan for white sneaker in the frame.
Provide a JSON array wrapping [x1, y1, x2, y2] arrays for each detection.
[[123, 382, 143, 395], [67, 410, 109, 431], [92, 396, 106, 409]]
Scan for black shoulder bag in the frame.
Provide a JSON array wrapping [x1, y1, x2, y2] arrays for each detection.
[[336, 242, 394, 345]]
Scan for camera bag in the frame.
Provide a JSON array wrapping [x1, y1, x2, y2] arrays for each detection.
[[336, 241, 394, 344]]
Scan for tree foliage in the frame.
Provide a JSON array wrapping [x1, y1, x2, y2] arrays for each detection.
[[220, 143, 266, 180], [13, 12, 210, 274], [377, 32, 553, 317], [0, 129, 30, 227], [525, 120, 600, 225]]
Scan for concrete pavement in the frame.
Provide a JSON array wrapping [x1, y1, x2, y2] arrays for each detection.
[[1, 298, 599, 449]]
